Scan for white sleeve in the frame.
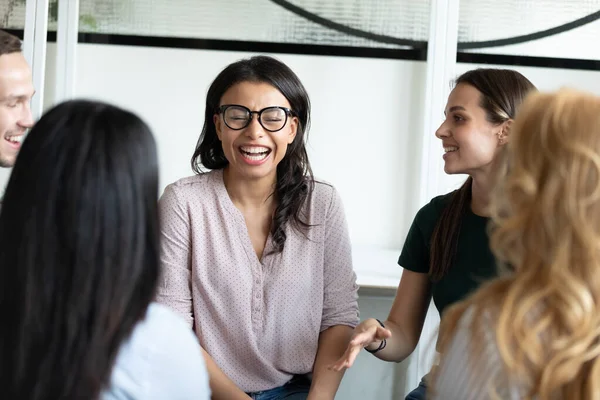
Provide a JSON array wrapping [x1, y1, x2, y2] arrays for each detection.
[[103, 303, 210, 400], [149, 305, 210, 399], [430, 308, 523, 400]]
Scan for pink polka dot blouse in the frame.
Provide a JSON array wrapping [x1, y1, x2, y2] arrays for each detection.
[[156, 169, 359, 392]]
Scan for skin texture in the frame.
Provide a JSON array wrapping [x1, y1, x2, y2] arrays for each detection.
[[0, 52, 34, 167], [214, 81, 297, 186], [216, 81, 298, 260]]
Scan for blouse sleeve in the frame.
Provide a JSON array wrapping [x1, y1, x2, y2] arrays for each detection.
[[320, 186, 359, 331], [155, 184, 194, 327]]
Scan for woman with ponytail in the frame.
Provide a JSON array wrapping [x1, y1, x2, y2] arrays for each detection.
[[330, 68, 535, 399], [433, 89, 600, 399]]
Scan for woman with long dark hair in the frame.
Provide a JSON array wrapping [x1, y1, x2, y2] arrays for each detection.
[[157, 55, 359, 400], [330, 68, 536, 399], [0, 100, 210, 400], [433, 89, 600, 399]]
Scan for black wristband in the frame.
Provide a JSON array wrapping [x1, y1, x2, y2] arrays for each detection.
[[364, 319, 387, 354]]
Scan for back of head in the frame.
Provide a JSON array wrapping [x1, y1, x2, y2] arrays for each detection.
[[0, 100, 160, 399], [494, 89, 600, 398], [492, 88, 600, 278], [0, 30, 22, 56]]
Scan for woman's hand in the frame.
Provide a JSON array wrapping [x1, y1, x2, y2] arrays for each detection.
[[327, 319, 392, 371]]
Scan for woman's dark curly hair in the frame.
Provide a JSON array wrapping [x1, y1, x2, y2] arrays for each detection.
[[191, 55, 314, 253]]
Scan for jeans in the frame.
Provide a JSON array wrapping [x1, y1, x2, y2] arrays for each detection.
[[247, 375, 311, 400], [405, 378, 427, 400]]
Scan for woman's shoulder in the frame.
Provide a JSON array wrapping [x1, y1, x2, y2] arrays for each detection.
[[308, 178, 344, 215], [422, 191, 455, 216], [166, 170, 221, 192], [160, 170, 222, 202], [433, 302, 523, 399], [289, 178, 343, 228], [103, 303, 210, 399], [113, 303, 203, 365], [408, 191, 455, 232], [312, 178, 337, 200]]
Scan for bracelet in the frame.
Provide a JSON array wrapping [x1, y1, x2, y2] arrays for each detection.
[[364, 319, 387, 354]]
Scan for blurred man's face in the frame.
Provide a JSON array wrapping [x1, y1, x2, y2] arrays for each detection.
[[0, 52, 34, 167]]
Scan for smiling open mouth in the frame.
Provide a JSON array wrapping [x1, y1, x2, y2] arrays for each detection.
[[6, 135, 23, 144], [239, 146, 272, 161], [5, 135, 24, 149]]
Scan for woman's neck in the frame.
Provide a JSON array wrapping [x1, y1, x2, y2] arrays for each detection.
[[470, 171, 493, 217], [223, 167, 276, 210]]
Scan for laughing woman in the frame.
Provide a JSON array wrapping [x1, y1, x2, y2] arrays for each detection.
[[156, 55, 359, 400]]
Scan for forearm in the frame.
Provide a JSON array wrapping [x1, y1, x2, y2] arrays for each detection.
[[202, 348, 250, 400], [365, 319, 418, 363], [309, 325, 353, 399]]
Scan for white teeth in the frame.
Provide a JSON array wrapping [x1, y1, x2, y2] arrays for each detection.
[[240, 146, 270, 154], [243, 153, 269, 161], [444, 146, 458, 153], [240, 146, 270, 161], [6, 136, 23, 143]]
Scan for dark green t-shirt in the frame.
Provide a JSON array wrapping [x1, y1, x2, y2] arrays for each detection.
[[398, 192, 497, 316]]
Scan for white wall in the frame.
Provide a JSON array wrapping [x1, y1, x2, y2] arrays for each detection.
[[72, 44, 426, 252]]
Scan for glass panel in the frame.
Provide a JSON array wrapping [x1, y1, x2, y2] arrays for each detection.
[[1, 0, 60, 30], [458, 0, 600, 60], [77, 0, 431, 49], [10, 1, 596, 59], [3, 1, 432, 50], [2, 0, 27, 29]]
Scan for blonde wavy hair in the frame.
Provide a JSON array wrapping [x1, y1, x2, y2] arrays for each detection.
[[434, 88, 600, 399]]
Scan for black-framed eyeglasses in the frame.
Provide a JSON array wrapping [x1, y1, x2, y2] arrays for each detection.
[[217, 104, 294, 132]]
